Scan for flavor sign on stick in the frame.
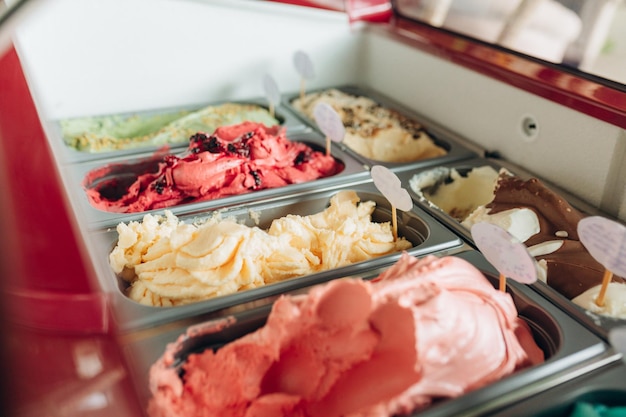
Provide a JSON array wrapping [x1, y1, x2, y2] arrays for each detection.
[[313, 103, 344, 156], [293, 50, 315, 101], [371, 165, 412, 240], [471, 222, 537, 292], [578, 216, 626, 307], [262, 74, 281, 119]]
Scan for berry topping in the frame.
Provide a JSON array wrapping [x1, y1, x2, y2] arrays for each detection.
[[153, 178, 167, 194], [294, 151, 311, 165], [250, 170, 262, 187]]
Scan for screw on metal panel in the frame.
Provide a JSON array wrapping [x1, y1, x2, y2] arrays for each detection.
[[520, 115, 539, 141]]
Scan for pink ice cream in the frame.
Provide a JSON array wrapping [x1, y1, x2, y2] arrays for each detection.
[[147, 253, 544, 417], [83, 122, 344, 213]]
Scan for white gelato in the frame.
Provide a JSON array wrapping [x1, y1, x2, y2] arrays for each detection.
[[572, 283, 626, 319], [410, 165, 500, 221], [462, 207, 540, 243]]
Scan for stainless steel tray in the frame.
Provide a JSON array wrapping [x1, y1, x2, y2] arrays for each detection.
[[397, 157, 507, 245], [87, 181, 464, 331], [61, 129, 369, 230], [118, 250, 609, 417], [397, 158, 626, 342], [44, 97, 312, 165], [283, 84, 478, 169], [487, 355, 626, 416]]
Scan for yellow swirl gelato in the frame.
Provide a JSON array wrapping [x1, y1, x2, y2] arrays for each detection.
[[110, 190, 412, 306]]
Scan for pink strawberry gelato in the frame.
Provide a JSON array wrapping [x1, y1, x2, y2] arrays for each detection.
[[83, 122, 343, 213], [147, 253, 544, 417]]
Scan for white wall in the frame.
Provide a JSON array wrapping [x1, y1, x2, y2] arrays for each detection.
[[13, 0, 362, 118], [360, 26, 626, 219], [11, 0, 626, 220]]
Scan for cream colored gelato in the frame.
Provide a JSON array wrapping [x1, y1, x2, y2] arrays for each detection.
[[410, 165, 500, 221], [110, 190, 412, 306], [462, 206, 541, 244], [416, 168, 626, 313], [572, 283, 626, 319], [292, 89, 446, 163]]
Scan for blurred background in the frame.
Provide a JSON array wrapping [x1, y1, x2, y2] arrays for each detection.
[[394, 0, 625, 84]]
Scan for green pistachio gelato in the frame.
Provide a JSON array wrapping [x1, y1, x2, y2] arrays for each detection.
[[61, 102, 280, 153]]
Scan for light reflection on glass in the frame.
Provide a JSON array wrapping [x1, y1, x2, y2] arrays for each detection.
[[395, 0, 626, 85]]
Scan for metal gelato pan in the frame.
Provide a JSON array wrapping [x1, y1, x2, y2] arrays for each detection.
[[487, 355, 626, 416], [284, 84, 478, 169], [87, 181, 464, 331], [400, 158, 626, 342], [117, 249, 609, 417], [43, 97, 311, 165], [398, 157, 506, 245], [61, 128, 369, 230]]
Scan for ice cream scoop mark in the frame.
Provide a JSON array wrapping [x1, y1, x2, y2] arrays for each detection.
[[96, 177, 140, 201]]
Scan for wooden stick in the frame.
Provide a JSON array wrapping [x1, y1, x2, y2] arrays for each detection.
[[392, 205, 398, 241], [499, 273, 507, 292], [595, 269, 613, 307]]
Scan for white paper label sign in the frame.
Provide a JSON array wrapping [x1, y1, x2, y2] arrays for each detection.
[[578, 216, 626, 277], [293, 50, 315, 79], [371, 165, 413, 212], [313, 103, 345, 143], [262, 74, 281, 106], [471, 222, 537, 284]]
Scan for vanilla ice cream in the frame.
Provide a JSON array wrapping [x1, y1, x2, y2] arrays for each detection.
[[292, 89, 446, 163], [110, 190, 412, 306], [410, 165, 500, 220], [572, 283, 626, 320]]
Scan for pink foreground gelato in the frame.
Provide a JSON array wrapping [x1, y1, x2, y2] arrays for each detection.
[[83, 122, 344, 213], [147, 253, 544, 417]]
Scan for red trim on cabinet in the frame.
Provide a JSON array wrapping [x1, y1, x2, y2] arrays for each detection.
[[266, 0, 342, 11], [0, 46, 108, 332], [385, 18, 626, 129], [269, 1, 626, 128]]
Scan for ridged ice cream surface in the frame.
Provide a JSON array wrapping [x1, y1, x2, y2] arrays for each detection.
[[147, 253, 544, 417], [83, 122, 343, 213], [61, 102, 280, 152], [412, 166, 626, 318], [292, 89, 446, 163], [110, 190, 412, 306], [410, 165, 500, 221]]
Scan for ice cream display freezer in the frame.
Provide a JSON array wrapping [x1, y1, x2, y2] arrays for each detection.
[[1, 1, 626, 416]]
